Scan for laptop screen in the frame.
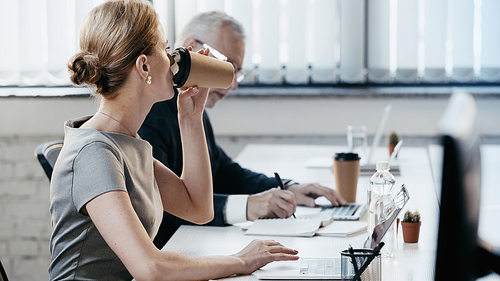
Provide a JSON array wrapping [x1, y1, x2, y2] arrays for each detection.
[[363, 184, 410, 249]]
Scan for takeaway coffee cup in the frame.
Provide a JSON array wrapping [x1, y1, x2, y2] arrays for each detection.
[[333, 152, 361, 203], [170, 47, 235, 89]]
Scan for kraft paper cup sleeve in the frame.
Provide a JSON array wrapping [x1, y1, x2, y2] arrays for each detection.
[[183, 51, 234, 89], [333, 153, 360, 203]]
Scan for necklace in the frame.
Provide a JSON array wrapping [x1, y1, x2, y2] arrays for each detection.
[[96, 111, 136, 137]]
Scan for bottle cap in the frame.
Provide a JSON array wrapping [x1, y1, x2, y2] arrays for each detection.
[[376, 161, 390, 170]]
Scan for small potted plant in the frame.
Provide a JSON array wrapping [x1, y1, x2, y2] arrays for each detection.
[[387, 131, 401, 157], [401, 210, 421, 243]]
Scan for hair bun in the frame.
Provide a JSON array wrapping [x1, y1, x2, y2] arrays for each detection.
[[68, 51, 103, 86]]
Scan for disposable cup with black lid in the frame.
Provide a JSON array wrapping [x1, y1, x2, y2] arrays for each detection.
[[333, 152, 361, 203], [170, 47, 235, 89]]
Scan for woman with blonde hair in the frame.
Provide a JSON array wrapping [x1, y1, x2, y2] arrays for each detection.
[[48, 1, 298, 280]]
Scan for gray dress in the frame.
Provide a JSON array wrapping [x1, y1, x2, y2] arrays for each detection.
[[49, 116, 163, 281]]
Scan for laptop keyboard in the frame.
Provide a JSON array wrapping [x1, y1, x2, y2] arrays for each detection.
[[329, 204, 359, 218], [299, 258, 341, 276]]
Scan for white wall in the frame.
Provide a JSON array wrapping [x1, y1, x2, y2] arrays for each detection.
[[0, 98, 99, 136], [2, 95, 499, 137], [207, 96, 500, 137]]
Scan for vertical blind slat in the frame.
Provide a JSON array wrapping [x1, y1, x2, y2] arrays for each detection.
[[368, 0, 391, 83], [20, 0, 47, 85], [285, 0, 308, 85], [311, 0, 339, 84], [450, 0, 474, 82], [231, 0, 255, 84], [47, 0, 72, 84], [154, 0, 176, 49], [340, 0, 366, 83], [423, 0, 447, 82], [206, 0, 225, 12], [480, 0, 500, 82], [396, 0, 419, 83], [0, 0, 21, 85], [174, 0, 198, 43], [257, 0, 282, 84]]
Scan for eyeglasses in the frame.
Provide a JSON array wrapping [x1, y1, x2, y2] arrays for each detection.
[[194, 39, 246, 83]]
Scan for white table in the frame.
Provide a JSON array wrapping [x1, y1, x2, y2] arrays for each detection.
[[162, 144, 500, 281]]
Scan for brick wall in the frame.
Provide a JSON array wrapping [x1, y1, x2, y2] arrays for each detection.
[[0, 135, 62, 280]]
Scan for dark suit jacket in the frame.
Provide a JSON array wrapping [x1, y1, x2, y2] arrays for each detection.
[[139, 90, 277, 248]]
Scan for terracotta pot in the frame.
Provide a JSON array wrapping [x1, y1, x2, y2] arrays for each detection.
[[401, 221, 421, 243], [388, 143, 397, 157]]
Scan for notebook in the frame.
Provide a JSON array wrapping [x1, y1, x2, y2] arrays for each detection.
[[241, 203, 366, 238], [255, 185, 410, 280], [315, 221, 367, 237], [296, 206, 367, 236], [245, 218, 323, 237]]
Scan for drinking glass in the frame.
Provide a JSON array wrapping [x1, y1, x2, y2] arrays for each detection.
[[347, 125, 368, 159]]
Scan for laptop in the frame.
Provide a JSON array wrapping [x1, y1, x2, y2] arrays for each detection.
[[325, 203, 366, 221], [304, 104, 400, 176], [359, 104, 400, 175], [255, 257, 342, 280], [310, 197, 366, 221], [255, 185, 409, 280]]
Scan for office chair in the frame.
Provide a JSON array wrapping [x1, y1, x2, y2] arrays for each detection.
[[35, 140, 63, 181], [0, 260, 9, 281]]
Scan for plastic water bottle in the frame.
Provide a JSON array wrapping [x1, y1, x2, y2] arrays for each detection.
[[368, 161, 397, 257]]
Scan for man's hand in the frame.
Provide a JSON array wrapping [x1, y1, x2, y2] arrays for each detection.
[[246, 188, 296, 221], [286, 183, 347, 207]]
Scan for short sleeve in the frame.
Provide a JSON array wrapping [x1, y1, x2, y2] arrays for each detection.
[[72, 141, 127, 212]]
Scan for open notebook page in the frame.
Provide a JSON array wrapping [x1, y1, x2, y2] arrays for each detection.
[[245, 218, 322, 237]]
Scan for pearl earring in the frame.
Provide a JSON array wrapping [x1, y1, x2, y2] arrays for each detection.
[[146, 76, 152, 84]]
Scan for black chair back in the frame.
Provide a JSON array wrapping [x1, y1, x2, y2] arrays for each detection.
[[35, 140, 63, 180], [0, 260, 9, 281]]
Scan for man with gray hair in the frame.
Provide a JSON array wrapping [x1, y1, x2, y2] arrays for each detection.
[[139, 11, 346, 249]]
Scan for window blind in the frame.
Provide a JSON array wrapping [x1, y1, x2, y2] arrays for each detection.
[[480, 0, 500, 82], [395, 0, 419, 83], [1, 0, 499, 87]]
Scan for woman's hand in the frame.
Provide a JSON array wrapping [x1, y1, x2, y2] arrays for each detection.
[[161, 46, 214, 224], [232, 239, 299, 275], [177, 47, 210, 119]]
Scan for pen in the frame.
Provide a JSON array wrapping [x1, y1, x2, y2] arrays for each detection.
[[348, 244, 359, 277], [274, 172, 296, 219], [351, 242, 385, 281]]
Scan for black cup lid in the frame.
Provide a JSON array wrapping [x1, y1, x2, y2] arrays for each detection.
[[171, 47, 191, 87], [334, 152, 360, 161]]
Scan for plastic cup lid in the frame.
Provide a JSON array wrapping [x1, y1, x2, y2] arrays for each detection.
[[334, 152, 361, 161]]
